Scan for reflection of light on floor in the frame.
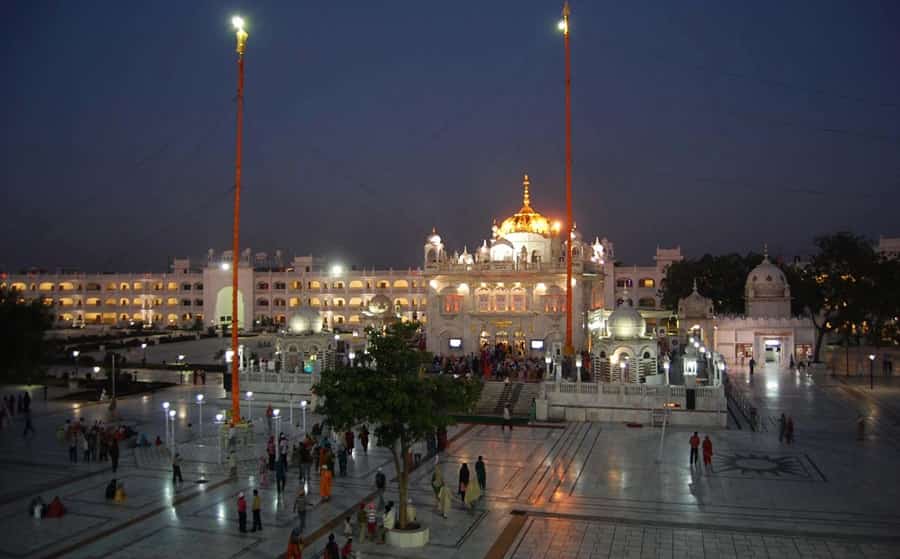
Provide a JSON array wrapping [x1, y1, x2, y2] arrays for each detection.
[[766, 380, 778, 391]]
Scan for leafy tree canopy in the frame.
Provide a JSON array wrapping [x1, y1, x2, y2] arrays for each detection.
[[313, 321, 479, 529], [660, 252, 763, 314], [0, 289, 53, 383]]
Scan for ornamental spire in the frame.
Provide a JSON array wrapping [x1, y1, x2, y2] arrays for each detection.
[[522, 173, 531, 208]]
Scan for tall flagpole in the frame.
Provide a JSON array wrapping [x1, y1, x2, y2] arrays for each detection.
[[230, 16, 248, 425], [560, 2, 574, 357]]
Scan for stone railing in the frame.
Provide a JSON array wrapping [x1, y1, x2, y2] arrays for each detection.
[[544, 381, 724, 412]]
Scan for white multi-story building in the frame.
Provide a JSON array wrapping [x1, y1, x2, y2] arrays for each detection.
[[2, 174, 685, 357]]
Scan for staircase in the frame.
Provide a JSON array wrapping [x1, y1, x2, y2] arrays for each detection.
[[474, 382, 541, 417]]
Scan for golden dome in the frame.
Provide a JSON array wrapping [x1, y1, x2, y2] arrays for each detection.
[[498, 174, 553, 236]]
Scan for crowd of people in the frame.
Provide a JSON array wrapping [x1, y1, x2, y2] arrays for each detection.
[[430, 343, 594, 383], [58, 418, 126, 472], [0, 391, 35, 435]]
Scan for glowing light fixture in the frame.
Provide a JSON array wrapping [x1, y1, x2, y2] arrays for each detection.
[[220, 262, 230, 271]]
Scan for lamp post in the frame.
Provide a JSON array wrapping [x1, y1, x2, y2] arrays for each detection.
[[162, 401, 171, 447], [229, 14, 249, 426], [168, 409, 177, 452], [620, 360, 627, 384], [300, 399, 308, 433], [72, 350, 80, 378], [575, 354, 583, 383], [245, 390, 253, 421], [141, 342, 147, 365], [196, 394, 205, 437], [558, 1, 574, 357], [545, 355, 552, 381], [869, 354, 875, 390], [348, 350, 356, 367], [215, 413, 224, 463], [273, 408, 282, 458], [663, 361, 670, 385]]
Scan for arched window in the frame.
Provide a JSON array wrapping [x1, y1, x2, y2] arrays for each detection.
[[639, 278, 655, 288], [616, 278, 633, 288], [257, 282, 270, 290], [638, 297, 656, 308]]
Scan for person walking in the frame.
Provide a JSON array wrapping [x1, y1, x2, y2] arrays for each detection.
[[785, 416, 795, 444], [778, 413, 786, 443], [172, 453, 184, 486], [337, 443, 348, 476], [344, 430, 355, 454], [749, 357, 756, 377], [251, 489, 263, 532], [67, 425, 78, 463], [323, 533, 340, 559], [299, 441, 312, 482], [267, 436, 276, 471], [365, 501, 377, 541], [359, 426, 369, 454], [374, 467, 386, 508], [475, 456, 487, 494], [458, 463, 470, 504], [276, 456, 287, 495], [293, 487, 307, 533], [319, 464, 333, 501], [702, 435, 713, 472], [689, 432, 700, 466], [463, 474, 481, 513], [285, 532, 303, 559], [237, 492, 248, 533], [22, 411, 35, 438], [266, 404, 274, 435], [502, 404, 513, 432]]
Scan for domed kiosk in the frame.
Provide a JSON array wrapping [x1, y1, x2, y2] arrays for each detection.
[[591, 297, 658, 383]]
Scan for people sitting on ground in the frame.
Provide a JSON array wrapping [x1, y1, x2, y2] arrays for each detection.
[[45, 496, 66, 518], [105, 479, 117, 500], [114, 482, 127, 503]]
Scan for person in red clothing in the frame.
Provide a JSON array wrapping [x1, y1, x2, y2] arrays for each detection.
[[237, 492, 248, 533], [702, 435, 713, 471], [286, 532, 303, 559], [340, 537, 353, 558], [689, 432, 700, 466]]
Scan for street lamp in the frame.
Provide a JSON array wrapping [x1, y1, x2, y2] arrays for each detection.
[[228, 14, 249, 426], [245, 390, 253, 420], [196, 394, 205, 436], [545, 355, 552, 380], [663, 361, 671, 385], [215, 413, 225, 463], [620, 360, 627, 383], [348, 350, 356, 366], [162, 402, 171, 447], [141, 342, 147, 365], [273, 408, 282, 458], [72, 350, 80, 378], [575, 354, 583, 383], [168, 409, 177, 451], [300, 399, 308, 433], [869, 353, 875, 390]]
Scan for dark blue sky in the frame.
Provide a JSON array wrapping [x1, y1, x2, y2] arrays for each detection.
[[3, 1, 899, 272]]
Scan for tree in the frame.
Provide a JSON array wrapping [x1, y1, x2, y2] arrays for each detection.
[[660, 252, 763, 314], [313, 321, 479, 530], [790, 232, 877, 363], [0, 289, 53, 383]]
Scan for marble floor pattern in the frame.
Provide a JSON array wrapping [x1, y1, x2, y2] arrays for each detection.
[[0, 362, 898, 558]]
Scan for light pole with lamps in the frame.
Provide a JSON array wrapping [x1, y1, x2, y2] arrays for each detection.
[[162, 402, 171, 447], [72, 350, 80, 378], [196, 394, 205, 436], [575, 354, 583, 383], [348, 350, 356, 367], [141, 342, 147, 365], [620, 360, 627, 384], [168, 409, 177, 451], [300, 400, 308, 433], [228, 15, 249, 425], [245, 391, 253, 421], [544, 355, 552, 381], [869, 354, 875, 390], [215, 413, 224, 463], [663, 361, 670, 385], [273, 408, 282, 457]]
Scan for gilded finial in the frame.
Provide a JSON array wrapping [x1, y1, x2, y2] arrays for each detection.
[[763, 243, 769, 260], [522, 174, 531, 208]]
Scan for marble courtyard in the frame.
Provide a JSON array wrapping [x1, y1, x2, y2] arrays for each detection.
[[0, 362, 899, 558]]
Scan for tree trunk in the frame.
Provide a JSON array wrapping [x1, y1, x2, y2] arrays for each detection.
[[390, 440, 410, 530]]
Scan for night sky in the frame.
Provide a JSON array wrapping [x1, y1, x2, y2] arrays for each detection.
[[3, 1, 899, 273]]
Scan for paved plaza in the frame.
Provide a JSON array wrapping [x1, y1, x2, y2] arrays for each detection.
[[0, 363, 899, 558]]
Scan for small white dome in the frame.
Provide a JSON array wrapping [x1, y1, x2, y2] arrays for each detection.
[[288, 307, 323, 334], [678, 281, 714, 318], [746, 256, 788, 298], [608, 302, 646, 339], [367, 294, 392, 315]]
